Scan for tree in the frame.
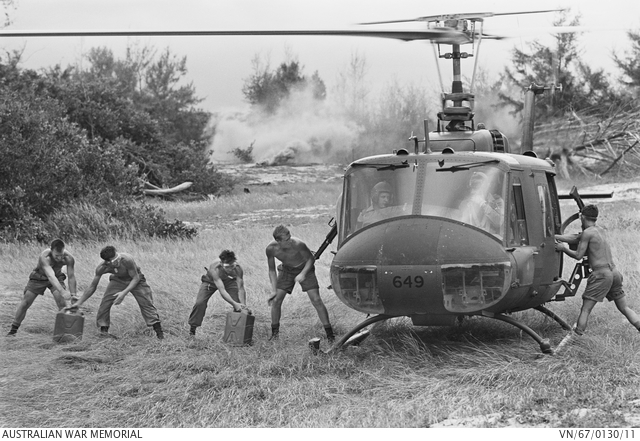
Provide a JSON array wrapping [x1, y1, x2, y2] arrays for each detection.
[[311, 71, 327, 101], [333, 51, 370, 125], [0, 87, 141, 239], [1, 47, 231, 241], [498, 11, 619, 119], [85, 44, 154, 97], [242, 55, 326, 114], [1, 0, 15, 27], [361, 80, 433, 157], [73, 45, 229, 193], [614, 30, 640, 91], [140, 48, 207, 143]]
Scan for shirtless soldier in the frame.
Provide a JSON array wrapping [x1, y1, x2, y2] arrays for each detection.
[[188, 249, 248, 336], [555, 204, 640, 338], [71, 245, 164, 339], [7, 238, 77, 336], [266, 225, 335, 342]]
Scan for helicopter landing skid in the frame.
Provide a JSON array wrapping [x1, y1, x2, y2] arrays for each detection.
[[321, 314, 394, 354], [534, 305, 572, 331], [312, 308, 569, 355], [481, 312, 554, 354]]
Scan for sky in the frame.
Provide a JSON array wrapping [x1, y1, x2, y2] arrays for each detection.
[[2, 0, 639, 112], [1, 0, 639, 163]]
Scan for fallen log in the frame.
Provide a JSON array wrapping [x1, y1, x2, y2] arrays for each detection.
[[143, 182, 193, 195]]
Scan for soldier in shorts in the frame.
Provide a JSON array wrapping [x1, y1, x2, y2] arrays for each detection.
[[7, 239, 77, 336], [70, 245, 164, 339], [266, 225, 335, 342], [555, 204, 640, 336], [188, 249, 248, 336]]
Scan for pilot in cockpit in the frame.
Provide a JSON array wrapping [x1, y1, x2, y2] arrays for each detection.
[[458, 171, 504, 236], [357, 181, 394, 227]]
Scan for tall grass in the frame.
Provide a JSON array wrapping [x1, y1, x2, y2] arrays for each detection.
[[1, 176, 640, 428], [155, 182, 340, 222]]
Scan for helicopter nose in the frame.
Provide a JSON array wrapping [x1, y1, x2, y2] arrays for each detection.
[[331, 217, 511, 316]]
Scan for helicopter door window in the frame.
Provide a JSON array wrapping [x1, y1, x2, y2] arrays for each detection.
[[546, 173, 562, 233], [508, 180, 529, 246], [537, 184, 554, 237]]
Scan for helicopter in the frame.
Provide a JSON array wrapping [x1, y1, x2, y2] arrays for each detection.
[[0, 8, 614, 354], [309, 10, 616, 354]]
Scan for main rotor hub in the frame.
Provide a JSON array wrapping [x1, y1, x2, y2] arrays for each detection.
[[442, 19, 469, 31]]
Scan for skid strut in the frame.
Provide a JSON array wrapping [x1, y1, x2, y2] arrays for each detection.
[[535, 305, 572, 331], [324, 314, 393, 353], [482, 312, 553, 354]]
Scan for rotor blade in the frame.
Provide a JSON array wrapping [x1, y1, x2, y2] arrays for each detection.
[[360, 9, 564, 25], [486, 9, 565, 18], [478, 33, 507, 40], [487, 25, 632, 38], [0, 28, 469, 44]]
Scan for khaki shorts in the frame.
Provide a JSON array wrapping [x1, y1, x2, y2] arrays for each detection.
[[582, 266, 625, 302], [24, 271, 67, 296], [276, 264, 320, 294]]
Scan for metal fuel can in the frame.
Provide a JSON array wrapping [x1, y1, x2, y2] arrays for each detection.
[[53, 310, 84, 343], [222, 310, 254, 346]]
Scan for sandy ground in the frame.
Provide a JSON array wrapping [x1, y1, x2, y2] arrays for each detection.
[[218, 163, 343, 185]]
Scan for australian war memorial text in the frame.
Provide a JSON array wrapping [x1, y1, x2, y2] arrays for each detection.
[[2, 430, 142, 439]]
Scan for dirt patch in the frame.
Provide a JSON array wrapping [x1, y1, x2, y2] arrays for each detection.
[[185, 205, 335, 229], [432, 407, 640, 427], [217, 163, 344, 186]]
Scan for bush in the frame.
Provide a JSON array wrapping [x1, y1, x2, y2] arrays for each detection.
[[230, 142, 255, 163], [0, 50, 229, 242], [37, 199, 198, 242], [154, 219, 198, 240]]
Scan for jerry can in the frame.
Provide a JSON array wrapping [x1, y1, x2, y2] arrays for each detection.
[[53, 310, 84, 343], [223, 310, 254, 346]]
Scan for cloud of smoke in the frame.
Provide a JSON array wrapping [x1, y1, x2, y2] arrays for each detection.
[[209, 86, 362, 165], [473, 84, 524, 151]]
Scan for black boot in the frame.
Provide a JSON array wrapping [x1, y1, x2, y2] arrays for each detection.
[[153, 322, 164, 340], [6, 324, 19, 337], [99, 326, 117, 339], [189, 326, 197, 336], [324, 325, 335, 343], [269, 323, 280, 341]]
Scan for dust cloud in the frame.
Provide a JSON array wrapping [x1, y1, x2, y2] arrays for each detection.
[[208, 76, 526, 165], [473, 87, 523, 150], [208, 86, 362, 165]]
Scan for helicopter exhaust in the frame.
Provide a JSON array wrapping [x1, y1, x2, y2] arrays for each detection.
[[521, 85, 545, 151], [423, 120, 431, 153], [522, 83, 562, 152]]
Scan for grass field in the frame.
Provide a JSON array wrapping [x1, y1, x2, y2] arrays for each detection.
[[1, 174, 640, 428]]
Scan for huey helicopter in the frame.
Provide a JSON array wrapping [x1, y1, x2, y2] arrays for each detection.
[[309, 9, 616, 354], [0, 8, 613, 354]]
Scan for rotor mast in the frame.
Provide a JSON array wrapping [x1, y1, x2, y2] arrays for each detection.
[[435, 21, 476, 131], [451, 43, 463, 94]]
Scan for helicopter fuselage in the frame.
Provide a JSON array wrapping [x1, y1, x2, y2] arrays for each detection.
[[330, 149, 563, 325]]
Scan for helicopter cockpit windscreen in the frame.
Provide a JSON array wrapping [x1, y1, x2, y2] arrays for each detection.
[[422, 162, 506, 239], [342, 164, 416, 237]]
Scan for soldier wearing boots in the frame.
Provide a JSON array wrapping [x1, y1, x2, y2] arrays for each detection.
[[70, 245, 164, 339]]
